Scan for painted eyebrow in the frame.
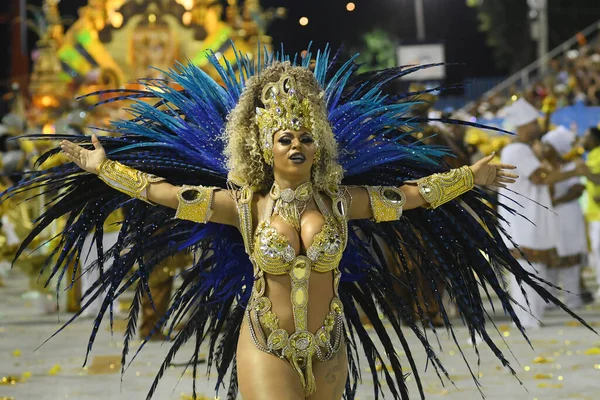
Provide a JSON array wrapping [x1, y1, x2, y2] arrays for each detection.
[[277, 131, 313, 139]]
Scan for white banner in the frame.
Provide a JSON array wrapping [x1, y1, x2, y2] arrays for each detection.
[[397, 43, 446, 81]]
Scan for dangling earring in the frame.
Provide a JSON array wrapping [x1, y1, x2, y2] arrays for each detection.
[[264, 148, 274, 166], [314, 142, 321, 164]]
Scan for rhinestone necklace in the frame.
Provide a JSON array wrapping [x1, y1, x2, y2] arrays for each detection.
[[269, 181, 313, 231]]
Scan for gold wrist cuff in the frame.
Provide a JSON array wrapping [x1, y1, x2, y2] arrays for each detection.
[[97, 160, 165, 204], [413, 166, 474, 209], [175, 185, 217, 224], [366, 186, 406, 222]]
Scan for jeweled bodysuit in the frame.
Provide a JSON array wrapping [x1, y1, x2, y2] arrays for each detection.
[[236, 185, 348, 395]]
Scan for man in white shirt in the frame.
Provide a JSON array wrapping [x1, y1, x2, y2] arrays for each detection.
[[499, 99, 586, 328], [541, 127, 586, 310]]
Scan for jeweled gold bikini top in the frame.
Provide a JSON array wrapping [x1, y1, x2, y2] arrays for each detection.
[[252, 190, 345, 274]]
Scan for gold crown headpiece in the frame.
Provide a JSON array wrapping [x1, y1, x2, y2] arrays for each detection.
[[255, 74, 317, 165]]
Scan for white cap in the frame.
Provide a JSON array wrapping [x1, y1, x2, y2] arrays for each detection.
[[541, 126, 576, 157], [504, 98, 540, 130]]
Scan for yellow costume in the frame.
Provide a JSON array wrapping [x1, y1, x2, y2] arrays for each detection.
[[242, 183, 346, 394]]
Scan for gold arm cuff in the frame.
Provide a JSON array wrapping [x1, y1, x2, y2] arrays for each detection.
[[413, 166, 474, 209], [97, 160, 165, 204], [366, 186, 406, 222], [175, 185, 217, 224]]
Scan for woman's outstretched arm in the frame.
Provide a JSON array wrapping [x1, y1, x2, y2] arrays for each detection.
[[346, 153, 517, 221], [61, 135, 239, 226]]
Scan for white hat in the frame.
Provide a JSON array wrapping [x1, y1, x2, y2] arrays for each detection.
[[504, 98, 540, 130], [541, 126, 576, 157]]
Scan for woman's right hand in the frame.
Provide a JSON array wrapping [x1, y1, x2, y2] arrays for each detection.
[[60, 134, 107, 175]]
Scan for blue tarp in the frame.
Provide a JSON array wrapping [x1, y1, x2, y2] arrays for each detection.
[[476, 103, 600, 135]]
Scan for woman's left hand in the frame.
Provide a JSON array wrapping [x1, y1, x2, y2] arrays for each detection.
[[469, 153, 518, 188]]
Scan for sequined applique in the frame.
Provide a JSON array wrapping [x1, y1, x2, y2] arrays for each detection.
[[175, 185, 217, 224], [408, 166, 474, 209], [257, 220, 297, 262], [366, 186, 406, 222], [97, 160, 165, 204]]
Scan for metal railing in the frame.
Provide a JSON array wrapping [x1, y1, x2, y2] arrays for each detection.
[[459, 19, 600, 113]]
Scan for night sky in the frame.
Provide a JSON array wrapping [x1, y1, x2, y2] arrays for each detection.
[[2, 0, 600, 91], [263, 0, 503, 81]]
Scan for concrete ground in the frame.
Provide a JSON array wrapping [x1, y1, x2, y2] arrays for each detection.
[[1, 268, 600, 400]]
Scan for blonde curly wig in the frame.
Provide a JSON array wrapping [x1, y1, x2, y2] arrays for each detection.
[[224, 62, 344, 191]]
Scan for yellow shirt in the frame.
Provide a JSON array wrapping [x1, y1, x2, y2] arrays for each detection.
[[585, 147, 600, 221]]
